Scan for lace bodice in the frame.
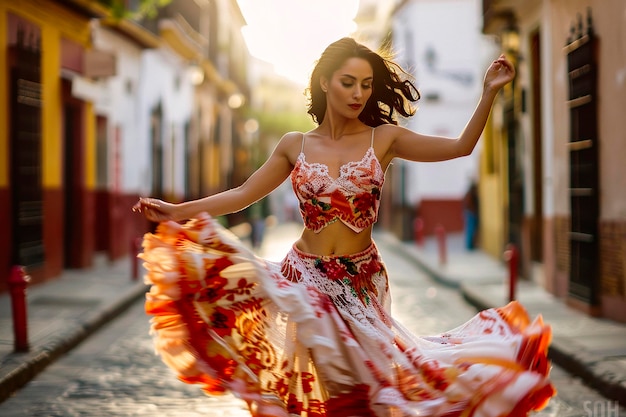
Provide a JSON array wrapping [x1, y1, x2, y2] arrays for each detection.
[[290, 129, 384, 233]]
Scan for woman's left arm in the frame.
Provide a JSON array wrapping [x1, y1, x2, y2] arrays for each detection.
[[388, 55, 515, 163]]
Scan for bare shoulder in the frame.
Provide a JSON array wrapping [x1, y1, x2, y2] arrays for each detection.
[[275, 131, 306, 164], [374, 123, 404, 140], [373, 124, 403, 166]]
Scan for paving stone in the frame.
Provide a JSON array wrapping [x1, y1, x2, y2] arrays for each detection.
[[1, 225, 625, 416]]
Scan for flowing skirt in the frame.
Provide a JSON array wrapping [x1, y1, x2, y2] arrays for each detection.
[[140, 214, 555, 417]]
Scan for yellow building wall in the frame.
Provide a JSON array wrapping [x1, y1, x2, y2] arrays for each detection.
[[3, 0, 93, 189], [478, 112, 507, 258], [41, 24, 63, 188], [85, 101, 96, 188]]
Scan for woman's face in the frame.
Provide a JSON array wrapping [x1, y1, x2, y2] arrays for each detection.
[[322, 57, 373, 119]]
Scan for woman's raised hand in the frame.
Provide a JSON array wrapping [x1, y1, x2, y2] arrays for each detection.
[[483, 54, 516, 93], [132, 197, 177, 223]]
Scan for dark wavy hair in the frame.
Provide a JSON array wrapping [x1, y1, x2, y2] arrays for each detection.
[[307, 37, 420, 126]]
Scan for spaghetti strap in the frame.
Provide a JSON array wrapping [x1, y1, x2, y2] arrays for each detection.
[[300, 132, 306, 154], [370, 127, 375, 147]]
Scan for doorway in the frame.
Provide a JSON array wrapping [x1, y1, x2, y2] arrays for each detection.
[[529, 30, 544, 262], [62, 79, 85, 268]]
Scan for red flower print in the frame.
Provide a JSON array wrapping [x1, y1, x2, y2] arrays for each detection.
[[352, 191, 376, 214], [306, 399, 325, 417], [327, 384, 375, 417], [204, 256, 234, 280], [315, 258, 347, 280], [302, 201, 320, 219], [301, 371, 315, 393], [225, 278, 255, 301], [275, 373, 292, 397], [286, 393, 303, 413], [360, 259, 381, 277], [203, 352, 237, 380], [239, 344, 268, 373], [307, 287, 334, 317], [196, 276, 228, 303], [325, 261, 346, 280], [419, 358, 450, 391], [302, 201, 329, 231], [210, 306, 236, 337]]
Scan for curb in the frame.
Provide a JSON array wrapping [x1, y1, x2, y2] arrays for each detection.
[[0, 282, 148, 403]]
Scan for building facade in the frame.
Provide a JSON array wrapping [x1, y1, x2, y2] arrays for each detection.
[[480, 0, 626, 322], [1, 0, 104, 290], [0, 0, 251, 291], [390, 0, 491, 238]]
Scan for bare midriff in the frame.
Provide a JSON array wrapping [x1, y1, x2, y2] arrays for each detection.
[[294, 221, 374, 256]]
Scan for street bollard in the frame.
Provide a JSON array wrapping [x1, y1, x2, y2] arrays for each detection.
[[413, 217, 424, 247], [131, 237, 142, 281], [503, 243, 519, 301], [9, 265, 30, 352], [434, 224, 447, 266]]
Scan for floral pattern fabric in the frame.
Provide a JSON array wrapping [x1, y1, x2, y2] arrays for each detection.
[[290, 145, 384, 233], [141, 213, 555, 417]]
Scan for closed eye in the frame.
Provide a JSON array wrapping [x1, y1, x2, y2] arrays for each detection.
[[341, 82, 373, 89]]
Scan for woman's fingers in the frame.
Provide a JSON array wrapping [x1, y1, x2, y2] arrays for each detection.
[[485, 55, 515, 89], [140, 197, 161, 208], [494, 56, 515, 73], [132, 198, 161, 212], [132, 198, 171, 224], [499, 58, 515, 73]]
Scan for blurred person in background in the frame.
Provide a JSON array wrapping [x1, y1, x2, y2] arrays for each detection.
[[247, 197, 270, 250], [463, 180, 479, 250], [133, 37, 554, 417]]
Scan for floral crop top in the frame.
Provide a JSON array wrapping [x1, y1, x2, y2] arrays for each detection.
[[290, 128, 384, 233]]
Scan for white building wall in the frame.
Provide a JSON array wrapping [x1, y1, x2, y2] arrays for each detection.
[[88, 25, 194, 200], [392, 0, 493, 205], [91, 26, 143, 195], [137, 48, 195, 199]]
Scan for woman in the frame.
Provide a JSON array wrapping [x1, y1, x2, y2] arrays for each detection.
[[133, 38, 554, 417]]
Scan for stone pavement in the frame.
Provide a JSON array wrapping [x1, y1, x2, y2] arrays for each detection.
[[1, 222, 625, 408], [0, 255, 148, 403], [377, 230, 626, 407], [0, 221, 297, 404]]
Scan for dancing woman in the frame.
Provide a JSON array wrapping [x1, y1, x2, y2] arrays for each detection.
[[133, 37, 554, 417]]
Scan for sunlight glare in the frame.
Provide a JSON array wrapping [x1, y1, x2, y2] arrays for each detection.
[[238, 0, 359, 85]]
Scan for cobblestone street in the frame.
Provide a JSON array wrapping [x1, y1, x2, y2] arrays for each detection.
[[0, 234, 624, 416]]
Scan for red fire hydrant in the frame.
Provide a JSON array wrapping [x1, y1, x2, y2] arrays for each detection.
[[9, 265, 30, 352], [503, 243, 519, 302], [434, 224, 447, 266]]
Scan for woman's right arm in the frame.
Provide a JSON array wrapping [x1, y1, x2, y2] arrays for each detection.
[[134, 132, 300, 222]]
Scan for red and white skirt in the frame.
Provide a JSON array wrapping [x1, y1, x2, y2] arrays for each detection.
[[140, 213, 555, 417]]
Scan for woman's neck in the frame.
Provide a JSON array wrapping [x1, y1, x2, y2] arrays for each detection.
[[317, 116, 366, 141]]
